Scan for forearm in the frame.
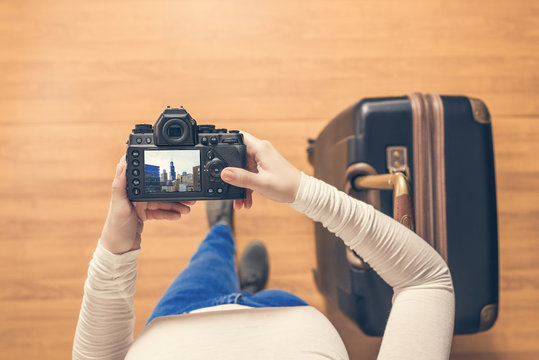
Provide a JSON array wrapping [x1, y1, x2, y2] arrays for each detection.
[[290, 172, 454, 359], [73, 241, 140, 360]]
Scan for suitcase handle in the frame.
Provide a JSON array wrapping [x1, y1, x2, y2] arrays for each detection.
[[343, 165, 414, 269], [353, 172, 414, 231]]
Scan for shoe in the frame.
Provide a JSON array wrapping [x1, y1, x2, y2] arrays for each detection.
[[206, 200, 234, 233], [238, 240, 269, 294]]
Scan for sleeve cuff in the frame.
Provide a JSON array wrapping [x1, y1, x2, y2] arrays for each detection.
[[95, 239, 141, 266], [289, 171, 319, 213]]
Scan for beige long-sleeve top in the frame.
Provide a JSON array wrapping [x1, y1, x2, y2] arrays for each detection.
[[73, 172, 454, 359]]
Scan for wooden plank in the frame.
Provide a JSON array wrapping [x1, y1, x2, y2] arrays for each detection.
[[0, 0, 538, 358]]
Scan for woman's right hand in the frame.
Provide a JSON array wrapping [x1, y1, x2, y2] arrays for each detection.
[[220, 132, 301, 209], [100, 155, 194, 254]]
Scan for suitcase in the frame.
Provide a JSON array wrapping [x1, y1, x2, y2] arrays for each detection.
[[307, 93, 499, 335]]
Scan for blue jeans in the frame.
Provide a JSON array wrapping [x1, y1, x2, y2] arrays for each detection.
[[146, 223, 308, 325]]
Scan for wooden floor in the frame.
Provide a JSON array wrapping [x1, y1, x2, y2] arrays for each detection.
[[1, 0, 538, 358]]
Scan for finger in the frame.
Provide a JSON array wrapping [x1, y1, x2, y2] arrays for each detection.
[[234, 199, 244, 210], [136, 219, 144, 234], [147, 201, 192, 209], [169, 202, 191, 215], [146, 209, 181, 221], [240, 132, 271, 160], [147, 202, 177, 210], [120, 153, 127, 164], [147, 202, 191, 215], [111, 155, 128, 199], [240, 132, 262, 149], [244, 189, 253, 209], [246, 154, 259, 173], [233, 188, 253, 210], [146, 202, 160, 210], [220, 167, 262, 191], [134, 202, 148, 221]]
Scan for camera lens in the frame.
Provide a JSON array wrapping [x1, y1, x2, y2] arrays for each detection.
[[167, 124, 183, 138]]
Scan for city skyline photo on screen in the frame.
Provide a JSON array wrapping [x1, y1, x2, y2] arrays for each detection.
[[144, 149, 201, 193]]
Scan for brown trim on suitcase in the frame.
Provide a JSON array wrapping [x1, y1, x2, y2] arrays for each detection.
[[427, 93, 448, 262], [408, 93, 449, 263], [409, 93, 434, 248]]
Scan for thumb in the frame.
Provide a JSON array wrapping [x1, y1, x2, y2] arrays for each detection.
[[221, 167, 261, 190], [111, 157, 128, 199]]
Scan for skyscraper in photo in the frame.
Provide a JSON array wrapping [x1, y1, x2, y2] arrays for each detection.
[[144, 164, 161, 193], [161, 169, 167, 184], [170, 161, 176, 181]]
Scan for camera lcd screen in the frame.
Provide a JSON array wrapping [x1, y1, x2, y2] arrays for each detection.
[[144, 150, 201, 193]]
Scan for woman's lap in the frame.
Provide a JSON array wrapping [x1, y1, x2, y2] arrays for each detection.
[[146, 224, 307, 325]]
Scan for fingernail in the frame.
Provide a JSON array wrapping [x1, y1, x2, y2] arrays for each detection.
[[221, 169, 233, 181]]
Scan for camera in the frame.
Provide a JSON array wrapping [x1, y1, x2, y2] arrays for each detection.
[[126, 106, 247, 202]]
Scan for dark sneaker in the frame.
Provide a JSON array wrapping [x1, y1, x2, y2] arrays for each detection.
[[206, 200, 234, 233], [238, 240, 269, 294]]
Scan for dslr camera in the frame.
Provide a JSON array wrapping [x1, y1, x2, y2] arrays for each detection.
[[126, 106, 246, 202]]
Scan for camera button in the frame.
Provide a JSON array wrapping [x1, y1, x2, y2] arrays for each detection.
[[132, 169, 140, 176], [132, 159, 140, 166], [132, 179, 140, 186], [217, 188, 223, 194], [201, 136, 209, 145], [210, 136, 218, 144], [132, 188, 141, 195], [132, 150, 140, 157], [207, 151, 214, 160], [208, 188, 214, 194], [136, 137, 143, 144], [145, 137, 152, 144], [207, 159, 225, 178]]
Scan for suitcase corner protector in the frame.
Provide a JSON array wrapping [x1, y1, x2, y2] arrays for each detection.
[[479, 303, 498, 331], [469, 98, 491, 124]]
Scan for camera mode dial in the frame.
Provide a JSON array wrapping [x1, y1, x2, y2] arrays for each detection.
[[134, 124, 153, 134], [198, 125, 215, 133]]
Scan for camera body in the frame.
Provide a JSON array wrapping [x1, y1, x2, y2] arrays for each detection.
[[126, 106, 246, 202]]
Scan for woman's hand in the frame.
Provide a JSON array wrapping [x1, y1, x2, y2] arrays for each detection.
[[220, 132, 301, 210], [100, 156, 194, 254]]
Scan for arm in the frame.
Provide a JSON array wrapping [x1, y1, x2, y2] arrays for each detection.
[[291, 172, 454, 360], [222, 133, 454, 360], [73, 156, 194, 360], [73, 242, 140, 360]]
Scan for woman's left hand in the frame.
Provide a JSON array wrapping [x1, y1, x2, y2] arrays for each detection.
[[100, 155, 195, 254]]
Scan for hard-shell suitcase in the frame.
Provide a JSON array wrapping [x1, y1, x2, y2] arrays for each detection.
[[307, 93, 499, 335]]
